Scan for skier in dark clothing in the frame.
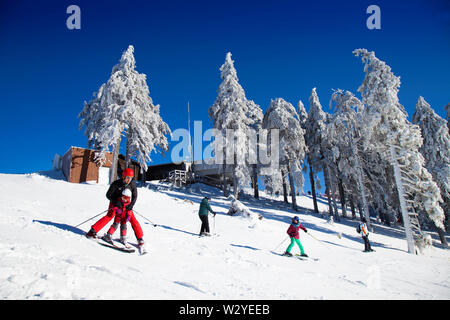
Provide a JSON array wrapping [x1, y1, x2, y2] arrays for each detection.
[[86, 168, 145, 248], [106, 173, 138, 211], [358, 217, 374, 252], [198, 196, 216, 236]]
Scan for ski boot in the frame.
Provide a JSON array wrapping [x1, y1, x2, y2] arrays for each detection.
[[85, 228, 97, 239], [101, 233, 114, 245], [283, 251, 293, 257], [119, 236, 127, 246], [137, 238, 147, 255]]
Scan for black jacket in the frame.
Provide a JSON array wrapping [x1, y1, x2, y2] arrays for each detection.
[[106, 179, 138, 210]]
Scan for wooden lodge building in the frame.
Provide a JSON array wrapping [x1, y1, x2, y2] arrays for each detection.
[[55, 146, 233, 188]]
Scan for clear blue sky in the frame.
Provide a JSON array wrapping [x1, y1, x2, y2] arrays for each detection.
[[0, 0, 449, 192]]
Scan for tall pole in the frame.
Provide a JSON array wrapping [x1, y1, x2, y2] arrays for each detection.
[[187, 101, 193, 163]]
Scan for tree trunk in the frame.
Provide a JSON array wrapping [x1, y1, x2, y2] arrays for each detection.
[[281, 168, 288, 203], [222, 144, 228, 197], [328, 166, 340, 222], [323, 165, 334, 217], [125, 130, 132, 168], [349, 125, 371, 230], [287, 162, 297, 211], [252, 165, 259, 199], [436, 226, 448, 247], [253, 132, 260, 199], [110, 136, 122, 183], [222, 162, 228, 197], [353, 144, 372, 231], [349, 195, 356, 219], [233, 154, 239, 199], [338, 177, 347, 218], [308, 158, 319, 214], [390, 146, 415, 254]]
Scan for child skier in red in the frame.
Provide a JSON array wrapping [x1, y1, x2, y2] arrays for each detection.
[[101, 188, 133, 246], [283, 216, 308, 257]]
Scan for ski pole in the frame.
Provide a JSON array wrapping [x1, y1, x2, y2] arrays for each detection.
[[74, 209, 109, 228], [273, 236, 289, 251], [133, 210, 158, 227], [307, 232, 330, 249]]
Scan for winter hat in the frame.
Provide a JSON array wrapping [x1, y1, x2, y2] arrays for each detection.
[[122, 188, 132, 199]]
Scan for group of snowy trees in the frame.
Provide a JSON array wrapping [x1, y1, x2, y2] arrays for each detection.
[[208, 50, 448, 248], [208, 53, 308, 208], [79, 45, 448, 250], [79, 45, 171, 182]]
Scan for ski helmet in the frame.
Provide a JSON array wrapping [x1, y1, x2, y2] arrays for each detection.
[[122, 188, 132, 199], [292, 216, 300, 223], [122, 168, 134, 178]]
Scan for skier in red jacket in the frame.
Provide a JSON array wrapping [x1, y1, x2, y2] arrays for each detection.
[[283, 216, 308, 257], [85, 168, 144, 248]]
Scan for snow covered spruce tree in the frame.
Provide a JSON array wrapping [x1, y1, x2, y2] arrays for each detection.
[[79, 45, 171, 181], [445, 103, 450, 134], [263, 98, 307, 210], [297, 100, 308, 130], [304, 88, 327, 214], [326, 89, 372, 224], [354, 49, 446, 252], [247, 99, 264, 199], [412, 96, 449, 241], [209, 52, 263, 198]]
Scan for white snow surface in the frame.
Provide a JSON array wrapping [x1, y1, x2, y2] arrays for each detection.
[[0, 171, 449, 300]]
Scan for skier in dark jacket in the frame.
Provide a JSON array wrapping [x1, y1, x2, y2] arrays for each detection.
[[86, 168, 144, 247], [198, 196, 216, 236], [358, 217, 374, 252]]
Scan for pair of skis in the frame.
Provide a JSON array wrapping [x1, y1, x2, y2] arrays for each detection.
[[94, 236, 147, 255], [271, 251, 319, 261]]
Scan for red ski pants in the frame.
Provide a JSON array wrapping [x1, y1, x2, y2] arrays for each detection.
[[91, 202, 144, 239]]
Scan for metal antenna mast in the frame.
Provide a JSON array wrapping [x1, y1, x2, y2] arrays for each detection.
[[187, 101, 193, 163]]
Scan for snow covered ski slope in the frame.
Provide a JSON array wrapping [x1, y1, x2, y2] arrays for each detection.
[[0, 171, 449, 299]]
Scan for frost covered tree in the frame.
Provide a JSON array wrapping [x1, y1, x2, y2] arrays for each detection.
[[326, 89, 371, 223], [297, 100, 308, 130], [209, 52, 262, 198], [79, 45, 171, 181], [412, 96, 450, 239], [263, 98, 307, 210], [247, 100, 264, 199], [116, 46, 171, 171], [296, 99, 309, 194], [354, 48, 445, 252], [321, 112, 340, 219], [304, 88, 327, 214], [445, 103, 450, 134]]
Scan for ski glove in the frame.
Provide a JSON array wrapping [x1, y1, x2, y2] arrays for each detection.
[[304, 229, 308, 233]]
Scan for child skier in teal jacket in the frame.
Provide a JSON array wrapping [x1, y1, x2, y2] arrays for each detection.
[[283, 216, 308, 257]]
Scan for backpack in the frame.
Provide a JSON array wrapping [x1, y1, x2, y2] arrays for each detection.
[[356, 224, 361, 234]]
